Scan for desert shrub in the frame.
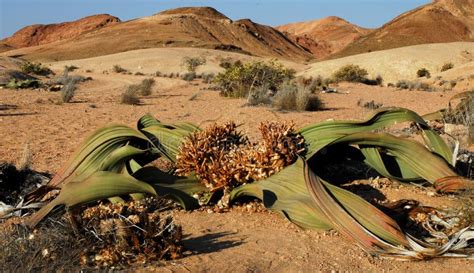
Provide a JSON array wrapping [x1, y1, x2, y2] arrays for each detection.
[[155, 71, 162, 77], [215, 60, 295, 98], [121, 85, 141, 105], [417, 68, 431, 78], [272, 83, 323, 111], [183, 56, 206, 72], [395, 80, 432, 91], [20, 62, 52, 76], [358, 99, 383, 110], [134, 72, 145, 76], [64, 65, 79, 72], [247, 85, 273, 106], [332, 64, 368, 83], [202, 73, 215, 84], [169, 73, 175, 78], [219, 58, 241, 69], [6, 79, 40, 89], [61, 80, 77, 103], [181, 72, 196, 81], [450, 80, 457, 88], [139, 78, 155, 96], [112, 65, 128, 73], [441, 63, 454, 72], [298, 76, 332, 92]]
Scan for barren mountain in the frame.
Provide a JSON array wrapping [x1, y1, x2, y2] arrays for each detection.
[[334, 0, 474, 58], [277, 16, 372, 59], [1, 14, 121, 49], [1, 7, 312, 62]]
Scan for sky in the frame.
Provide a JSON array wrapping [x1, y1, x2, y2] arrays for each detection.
[[0, 0, 431, 39]]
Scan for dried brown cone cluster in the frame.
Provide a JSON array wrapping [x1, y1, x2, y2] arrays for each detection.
[[176, 122, 249, 190], [77, 197, 183, 267], [176, 121, 305, 191]]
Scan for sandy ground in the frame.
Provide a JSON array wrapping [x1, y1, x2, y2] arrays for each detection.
[[0, 54, 473, 271]]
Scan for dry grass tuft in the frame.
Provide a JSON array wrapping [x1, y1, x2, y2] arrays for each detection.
[[121, 85, 141, 105]]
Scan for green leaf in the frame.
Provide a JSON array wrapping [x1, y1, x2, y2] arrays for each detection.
[[133, 167, 206, 209], [27, 171, 157, 228], [231, 158, 331, 230]]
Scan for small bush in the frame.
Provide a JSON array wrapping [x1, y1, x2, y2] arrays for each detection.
[[272, 83, 323, 111], [139, 78, 155, 96], [64, 65, 79, 72], [61, 80, 77, 103], [441, 63, 454, 72], [202, 73, 215, 84], [395, 80, 432, 91], [215, 60, 295, 98], [6, 79, 40, 89], [20, 62, 52, 76], [183, 56, 206, 72], [298, 76, 333, 92], [121, 85, 141, 105], [112, 65, 128, 73], [332, 64, 368, 83], [181, 72, 196, 81], [134, 72, 145, 76], [357, 99, 383, 110], [247, 85, 273, 106], [155, 71, 162, 77], [417, 68, 431, 78], [450, 80, 457, 88]]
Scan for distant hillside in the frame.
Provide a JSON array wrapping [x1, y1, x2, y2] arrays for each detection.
[[0, 7, 313, 62], [277, 16, 372, 59], [300, 42, 474, 83], [1, 14, 121, 49], [333, 0, 474, 58]]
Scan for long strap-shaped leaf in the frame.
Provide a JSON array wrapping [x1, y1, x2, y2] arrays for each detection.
[[320, 132, 470, 192], [26, 171, 157, 228], [48, 125, 153, 188], [133, 167, 206, 210], [231, 159, 331, 230], [300, 108, 453, 164]]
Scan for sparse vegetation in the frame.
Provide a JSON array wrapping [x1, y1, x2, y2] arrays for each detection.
[[272, 83, 323, 111], [332, 64, 368, 83], [395, 80, 433, 91], [202, 73, 215, 84], [247, 85, 273, 106], [417, 68, 431, 78], [134, 71, 145, 76], [20, 62, 52, 76], [441, 63, 454, 72], [121, 85, 141, 105], [112, 65, 128, 73], [60, 79, 77, 103], [183, 56, 206, 72], [215, 60, 295, 98], [6, 79, 40, 89], [358, 99, 383, 110], [64, 65, 79, 72], [139, 78, 155, 96], [298, 76, 332, 92], [181, 72, 197, 81]]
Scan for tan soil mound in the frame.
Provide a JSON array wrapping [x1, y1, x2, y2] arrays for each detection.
[[301, 42, 474, 83], [334, 0, 474, 58], [0, 7, 312, 62], [277, 16, 372, 59], [1, 14, 120, 50]]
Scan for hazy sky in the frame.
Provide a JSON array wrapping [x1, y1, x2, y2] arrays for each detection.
[[0, 0, 431, 39]]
